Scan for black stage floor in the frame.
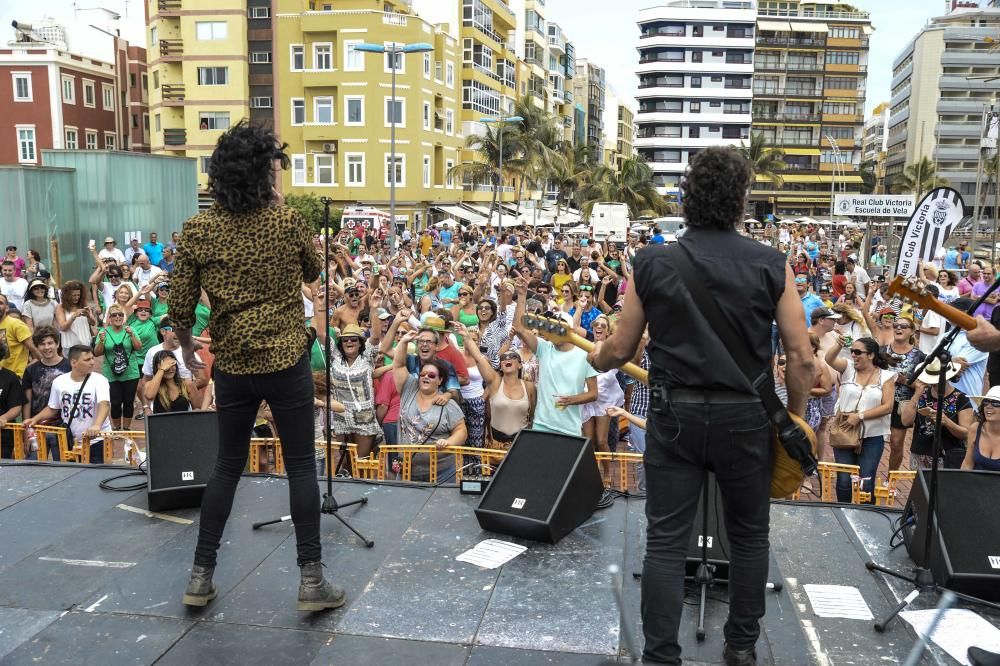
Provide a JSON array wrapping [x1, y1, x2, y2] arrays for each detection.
[[0, 462, 996, 665]]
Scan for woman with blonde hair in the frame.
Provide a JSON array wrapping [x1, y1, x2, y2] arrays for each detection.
[[582, 314, 624, 482]]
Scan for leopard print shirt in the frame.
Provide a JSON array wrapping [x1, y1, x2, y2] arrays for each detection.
[[172, 204, 323, 375]]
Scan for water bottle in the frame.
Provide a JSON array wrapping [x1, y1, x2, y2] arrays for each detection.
[[26, 427, 39, 455]]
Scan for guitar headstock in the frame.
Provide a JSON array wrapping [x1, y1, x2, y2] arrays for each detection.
[[521, 313, 574, 344], [886, 275, 937, 310]]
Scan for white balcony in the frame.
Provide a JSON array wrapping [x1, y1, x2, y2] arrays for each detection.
[[637, 5, 757, 24], [635, 85, 753, 99], [636, 60, 754, 75], [636, 111, 753, 124], [637, 136, 748, 150], [647, 161, 688, 172], [638, 35, 755, 50]]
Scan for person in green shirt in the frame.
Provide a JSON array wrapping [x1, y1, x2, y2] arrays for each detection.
[[128, 299, 160, 420], [93, 304, 143, 430], [151, 281, 170, 319]]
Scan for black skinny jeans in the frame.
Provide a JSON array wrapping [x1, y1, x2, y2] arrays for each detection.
[[108, 378, 139, 420], [194, 352, 321, 567], [642, 399, 773, 665]]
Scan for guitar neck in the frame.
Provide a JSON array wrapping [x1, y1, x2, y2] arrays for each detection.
[[929, 301, 977, 331], [561, 331, 650, 386]]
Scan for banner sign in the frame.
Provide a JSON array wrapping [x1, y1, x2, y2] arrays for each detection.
[[893, 187, 966, 278], [834, 194, 915, 218]]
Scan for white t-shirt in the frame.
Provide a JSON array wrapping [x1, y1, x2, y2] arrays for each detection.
[[918, 310, 944, 356], [573, 267, 600, 283], [133, 265, 163, 288], [47, 372, 113, 444], [99, 247, 126, 263], [1, 277, 28, 309], [142, 343, 194, 380], [835, 364, 894, 439]]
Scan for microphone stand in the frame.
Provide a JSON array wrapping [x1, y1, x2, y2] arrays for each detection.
[[866, 279, 1000, 630], [252, 198, 374, 548]]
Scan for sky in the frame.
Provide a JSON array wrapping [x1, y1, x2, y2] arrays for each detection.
[[0, 0, 959, 118]]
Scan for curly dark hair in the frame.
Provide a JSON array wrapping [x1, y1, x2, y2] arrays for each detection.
[[207, 120, 290, 214], [680, 146, 751, 230], [852, 336, 898, 370]]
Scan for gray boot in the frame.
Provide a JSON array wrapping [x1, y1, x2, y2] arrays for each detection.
[[297, 562, 346, 612], [182, 564, 217, 607]]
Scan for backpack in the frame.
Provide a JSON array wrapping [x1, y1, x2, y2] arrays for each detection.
[[106, 330, 130, 376]]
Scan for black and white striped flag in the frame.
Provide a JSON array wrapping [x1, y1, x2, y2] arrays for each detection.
[[894, 187, 966, 277]]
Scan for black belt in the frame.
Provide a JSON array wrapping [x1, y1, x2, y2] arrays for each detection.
[[655, 387, 761, 405]]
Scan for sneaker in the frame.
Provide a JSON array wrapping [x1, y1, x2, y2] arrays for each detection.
[[335, 469, 352, 479], [596, 488, 616, 510], [134, 412, 145, 421], [723, 642, 757, 666]]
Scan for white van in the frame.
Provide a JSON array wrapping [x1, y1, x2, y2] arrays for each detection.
[[590, 203, 630, 243]]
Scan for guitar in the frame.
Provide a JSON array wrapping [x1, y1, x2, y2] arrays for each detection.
[[521, 313, 649, 385], [521, 313, 817, 497], [886, 275, 976, 330]]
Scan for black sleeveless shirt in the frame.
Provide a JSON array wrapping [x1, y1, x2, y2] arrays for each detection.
[[634, 227, 787, 392]]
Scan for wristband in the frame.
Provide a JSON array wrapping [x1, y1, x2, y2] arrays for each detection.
[[858, 411, 865, 421]]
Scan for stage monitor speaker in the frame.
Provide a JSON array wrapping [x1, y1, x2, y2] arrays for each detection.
[[146, 410, 219, 512], [686, 472, 731, 579], [902, 469, 1000, 601], [474, 429, 603, 544]]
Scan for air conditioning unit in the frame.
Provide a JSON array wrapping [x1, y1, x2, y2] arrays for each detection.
[[322, 142, 336, 153]]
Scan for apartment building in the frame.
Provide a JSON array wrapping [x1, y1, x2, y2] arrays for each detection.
[[603, 85, 636, 170], [274, 0, 464, 230], [114, 40, 151, 152], [885, 5, 1000, 201], [145, 0, 250, 195], [547, 22, 576, 144], [635, 0, 756, 194], [573, 58, 606, 159], [862, 100, 888, 193], [751, 0, 871, 218]]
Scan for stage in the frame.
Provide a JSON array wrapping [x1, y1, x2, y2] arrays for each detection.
[[0, 462, 995, 665]]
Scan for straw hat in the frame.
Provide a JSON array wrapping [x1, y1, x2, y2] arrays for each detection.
[[966, 385, 1000, 409], [916, 358, 961, 386]]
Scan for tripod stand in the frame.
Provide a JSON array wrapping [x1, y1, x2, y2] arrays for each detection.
[[866, 288, 1000, 631], [252, 198, 374, 548]]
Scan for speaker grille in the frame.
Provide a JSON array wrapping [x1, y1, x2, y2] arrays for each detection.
[[933, 470, 1000, 575], [481, 431, 587, 522]]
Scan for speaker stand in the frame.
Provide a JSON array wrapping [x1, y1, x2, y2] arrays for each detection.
[[251, 198, 374, 549]]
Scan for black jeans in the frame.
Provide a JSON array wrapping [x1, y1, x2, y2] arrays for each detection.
[[642, 400, 773, 665], [108, 378, 139, 420], [194, 352, 322, 567]]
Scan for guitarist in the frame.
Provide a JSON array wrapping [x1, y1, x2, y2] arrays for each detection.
[[588, 146, 814, 666]]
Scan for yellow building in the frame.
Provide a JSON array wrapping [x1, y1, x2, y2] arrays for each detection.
[[273, 0, 465, 229], [145, 0, 251, 197], [752, 0, 872, 218]]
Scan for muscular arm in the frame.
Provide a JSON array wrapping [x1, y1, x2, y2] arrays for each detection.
[[590, 277, 646, 371], [775, 264, 815, 417]]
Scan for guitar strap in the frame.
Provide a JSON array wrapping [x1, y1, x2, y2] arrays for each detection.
[[670, 242, 789, 427]]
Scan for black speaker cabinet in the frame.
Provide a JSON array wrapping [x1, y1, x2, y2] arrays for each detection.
[[474, 429, 603, 544], [686, 472, 731, 579], [903, 469, 1000, 600], [146, 410, 220, 512]]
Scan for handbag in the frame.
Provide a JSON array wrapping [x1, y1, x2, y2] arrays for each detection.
[[63, 373, 91, 454], [671, 243, 818, 499], [829, 386, 866, 452]]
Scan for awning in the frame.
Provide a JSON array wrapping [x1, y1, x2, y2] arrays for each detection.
[[781, 174, 824, 183], [434, 205, 484, 224], [790, 21, 826, 33], [783, 148, 821, 156], [758, 20, 791, 31], [862, 25, 873, 35], [465, 205, 521, 227]]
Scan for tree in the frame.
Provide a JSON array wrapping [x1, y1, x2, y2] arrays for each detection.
[[891, 157, 948, 199], [858, 159, 877, 194], [508, 97, 561, 215], [448, 125, 523, 226], [739, 132, 786, 193], [549, 143, 593, 221], [580, 156, 669, 219], [285, 193, 339, 233]]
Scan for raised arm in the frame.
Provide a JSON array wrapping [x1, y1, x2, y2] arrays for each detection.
[[510, 275, 537, 353], [392, 329, 418, 394]]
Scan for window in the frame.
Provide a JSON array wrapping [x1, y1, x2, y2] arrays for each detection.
[[830, 26, 859, 39], [197, 67, 229, 85], [131, 114, 138, 128], [345, 96, 364, 126], [315, 154, 334, 185], [104, 132, 116, 149], [200, 156, 212, 173], [250, 96, 272, 108], [385, 154, 404, 186], [154, 114, 161, 132], [82, 79, 95, 107], [291, 45, 304, 71], [423, 155, 431, 187], [824, 126, 854, 140], [825, 76, 857, 89], [462, 79, 501, 116], [692, 51, 703, 63], [85, 130, 98, 150], [446, 62, 455, 87], [690, 101, 701, 113], [16, 125, 36, 163], [249, 6, 270, 18], [723, 101, 750, 114], [822, 101, 856, 115], [313, 43, 332, 70], [385, 97, 404, 127], [344, 41, 363, 71], [12, 73, 32, 102], [346, 153, 365, 186], [314, 96, 333, 124], [143, 113, 149, 130], [195, 21, 228, 40], [445, 109, 454, 135], [62, 75, 75, 103], [141, 73, 148, 90], [152, 71, 159, 89], [690, 76, 701, 88], [711, 76, 723, 82], [462, 38, 473, 64], [384, 45, 403, 73], [198, 111, 230, 130], [102, 83, 114, 110], [150, 26, 158, 46], [722, 126, 746, 139], [827, 51, 860, 65], [291, 98, 305, 125], [445, 159, 454, 187], [689, 127, 700, 138], [423, 102, 431, 130], [250, 51, 272, 64], [710, 101, 722, 107], [424, 52, 431, 79], [65, 127, 78, 149], [292, 155, 306, 185]]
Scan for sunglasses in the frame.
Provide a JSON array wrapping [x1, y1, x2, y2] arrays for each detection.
[[160, 326, 173, 332], [579, 285, 593, 292], [777, 358, 786, 366], [418, 370, 440, 380], [983, 399, 1000, 409], [109, 313, 125, 318], [849, 349, 867, 356], [136, 308, 151, 313], [500, 353, 519, 362], [341, 336, 361, 343], [892, 323, 912, 330]]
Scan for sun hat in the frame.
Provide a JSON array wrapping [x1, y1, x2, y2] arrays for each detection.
[[104, 236, 115, 244], [916, 357, 962, 386], [419, 313, 448, 333], [339, 323, 365, 338], [967, 385, 1000, 409]]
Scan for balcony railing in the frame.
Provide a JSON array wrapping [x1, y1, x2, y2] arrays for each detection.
[[775, 136, 818, 147], [758, 7, 870, 19], [383, 13, 407, 26], [640, 30, 687, 39], [826, 63, 868, 72], [163, 128, 186, 146], [638, 56, 686, 65], [159, 39, 183, 58], [786, 61, 824, 71], [754, 111, 821, 122], [157, 0, 181, 13], [756, 61, 786, 71], [753, 86, 823, 98], [637, 107, 683, 114], [161, 83, 186, 101], [465, 20, 503, 45], [638, 80, 684, 89]]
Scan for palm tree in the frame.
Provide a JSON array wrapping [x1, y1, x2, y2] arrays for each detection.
[[448, 125, 522, 225], [858, 159, 877, 194], [549, 143, 593, 222], [891, 156, 948, 199], [739, 132, 786, 193], [580, 156, 668, 219], [508, 97, 561, 215]]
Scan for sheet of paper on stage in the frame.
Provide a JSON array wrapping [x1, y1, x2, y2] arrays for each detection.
[[803, 584, 873, 620], [456, 539, 527, 569], [901, 608, 1000, 666]]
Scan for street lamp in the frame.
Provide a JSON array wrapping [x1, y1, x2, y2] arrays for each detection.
[[480, 115, 523, 229], [355, 41, 434, 248]]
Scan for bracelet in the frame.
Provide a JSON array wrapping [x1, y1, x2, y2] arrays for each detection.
[[858, 411, 865, 421]]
